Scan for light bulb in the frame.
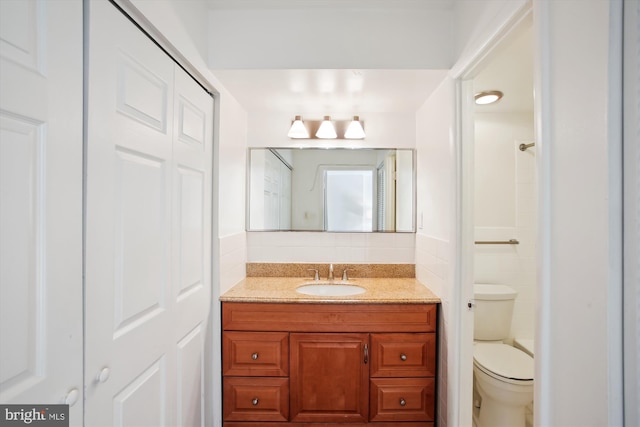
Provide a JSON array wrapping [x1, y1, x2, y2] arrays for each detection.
[[315, 116, 337, 139], [287, 116, 309, 138], [344, 116, 365, 139]]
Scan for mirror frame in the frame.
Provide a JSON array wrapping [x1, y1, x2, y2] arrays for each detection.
[[246, 147, 417, 233]]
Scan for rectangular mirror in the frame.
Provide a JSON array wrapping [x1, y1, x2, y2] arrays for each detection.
[[247, 148, 415, 232]]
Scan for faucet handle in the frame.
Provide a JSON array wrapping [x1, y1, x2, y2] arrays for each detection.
[[307, 269, 319, 281], [342, 269, 349, 281]]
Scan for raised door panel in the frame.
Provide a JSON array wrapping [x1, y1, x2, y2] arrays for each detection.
[[223, 332, 289, 377], [177, 324, 205, 427], [223, 377, 289, 422], [370, 378, 435, 422], [290, 333, 369, 423], [0, 114, 46, 392], [113, 358, 167, 427], [370, 333, 436, 377]]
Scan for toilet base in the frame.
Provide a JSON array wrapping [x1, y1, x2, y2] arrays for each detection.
[[473, 366, 533, 427]]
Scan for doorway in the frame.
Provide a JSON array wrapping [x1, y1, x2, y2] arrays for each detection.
[[457, 10, 535, 427]]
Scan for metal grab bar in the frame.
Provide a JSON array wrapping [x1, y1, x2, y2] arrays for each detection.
[[475, 239, 520, 245]]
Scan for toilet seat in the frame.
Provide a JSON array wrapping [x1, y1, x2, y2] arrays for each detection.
[[474, 343, 534, 385]]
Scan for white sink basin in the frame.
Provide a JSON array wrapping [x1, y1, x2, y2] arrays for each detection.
[[296, 282, 366, 297]]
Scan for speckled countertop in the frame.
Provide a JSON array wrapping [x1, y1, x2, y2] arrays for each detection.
[[220, 277, 441, 304]]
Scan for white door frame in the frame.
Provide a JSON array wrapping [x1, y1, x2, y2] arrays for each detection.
[[450, 3, 533, 425]]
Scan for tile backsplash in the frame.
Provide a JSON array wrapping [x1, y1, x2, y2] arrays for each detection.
[[247, 231, 416, 263]]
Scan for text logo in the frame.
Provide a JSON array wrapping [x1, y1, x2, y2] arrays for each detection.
[[0, 405, 68, 426]]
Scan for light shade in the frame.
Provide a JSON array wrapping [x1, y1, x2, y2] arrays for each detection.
[[474, 90, 503, 105], [315, 116, 337, 139], [344, 116, 366, 139], [287, 115, 309, 138]]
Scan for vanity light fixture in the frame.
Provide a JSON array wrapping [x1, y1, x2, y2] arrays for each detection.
[[287, 115, 310, 139], [474, 90, 504, 105], [315, 116, 337, 139], [344, 116, 366, 139]]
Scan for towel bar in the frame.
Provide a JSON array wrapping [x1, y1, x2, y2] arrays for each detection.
[[475, 239, 520, 245]]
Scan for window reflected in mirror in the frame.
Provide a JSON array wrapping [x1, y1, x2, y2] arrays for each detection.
[[247, 148, 415, 232]]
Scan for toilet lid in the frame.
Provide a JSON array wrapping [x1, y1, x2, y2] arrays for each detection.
[[473, 343, 534, 381]]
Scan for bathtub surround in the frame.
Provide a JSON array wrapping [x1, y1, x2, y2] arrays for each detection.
[[474, 112, 536, 341]]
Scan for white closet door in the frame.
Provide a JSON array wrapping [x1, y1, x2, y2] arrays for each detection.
[[85, 2, 212, 426], [171, 64, 212, 427], [0, 0, 83, 424]]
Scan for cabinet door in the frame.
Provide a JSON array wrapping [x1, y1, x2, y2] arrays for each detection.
[[290, 333, 369, 423]]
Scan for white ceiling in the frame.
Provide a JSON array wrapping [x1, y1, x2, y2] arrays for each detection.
[[212, 69, 450, 114], [209, 1, 533, 115], [472, 21, 534, 113]]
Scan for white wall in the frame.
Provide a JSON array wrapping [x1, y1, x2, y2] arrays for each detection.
[[217, 95, 248, 294], [415, 76, 456, 427], [534, 0, 622, 425], [208, 2, 454, 69], [474, 112, 536, 340]]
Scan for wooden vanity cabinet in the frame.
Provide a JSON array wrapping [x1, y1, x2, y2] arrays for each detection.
[[222, 302, 437, 426]]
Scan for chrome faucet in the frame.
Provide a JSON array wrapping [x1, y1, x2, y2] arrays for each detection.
[[307, 269, 319, 281], [328, 263, 334, 280]]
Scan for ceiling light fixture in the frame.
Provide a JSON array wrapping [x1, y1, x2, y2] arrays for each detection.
[[344, 116, 366, 139], [287, 115, 309, 139], [474, 90, 504, 105], [315, 116, 337, 139]]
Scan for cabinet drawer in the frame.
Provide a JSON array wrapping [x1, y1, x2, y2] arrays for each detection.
[[370, 333, 436, 377], [370, 378, 435, 422], [223, 331, 289, 376], [223, 377, 289, 422], [223, 303, 437, 332]]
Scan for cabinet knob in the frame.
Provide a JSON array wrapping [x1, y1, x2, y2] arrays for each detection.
[[252, 398, 259, 406], [399, 398, 406, 407], [400, 353, 407, 361], [96, 367, 111, 383], [64, 388, 80, 406], [251, 352, 259, 360]]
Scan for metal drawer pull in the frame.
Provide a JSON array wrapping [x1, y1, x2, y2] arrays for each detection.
[[399, 398, 406, 407], [251, 352, 259, 360], [400, 353, 407, 361], [364, 344, 368, 364], [252, 398, 259, 406]]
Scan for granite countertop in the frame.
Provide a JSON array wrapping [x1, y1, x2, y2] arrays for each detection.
[[220, 277, 441, 304]]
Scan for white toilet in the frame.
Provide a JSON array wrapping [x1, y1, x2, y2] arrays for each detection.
[[473, 284, 534, 427]]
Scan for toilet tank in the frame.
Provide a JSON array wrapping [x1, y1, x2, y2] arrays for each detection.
[[474, 284, 517, 341]]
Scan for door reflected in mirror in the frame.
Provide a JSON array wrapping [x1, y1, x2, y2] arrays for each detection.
[[247, 148, 415, 232]]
